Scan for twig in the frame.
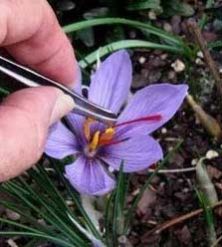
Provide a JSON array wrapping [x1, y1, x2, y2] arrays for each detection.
[[7, 239, 18, 247], [211, 235, 222, 247], [187, 20, 222, 96], [148, 167, 196, 174], [145, 201, 222, 237]]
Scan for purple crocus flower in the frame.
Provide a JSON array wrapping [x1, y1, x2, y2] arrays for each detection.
[[45, 50, 188, 196]]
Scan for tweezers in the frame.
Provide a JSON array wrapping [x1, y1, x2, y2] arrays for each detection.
[[0, 55, 117, 125]]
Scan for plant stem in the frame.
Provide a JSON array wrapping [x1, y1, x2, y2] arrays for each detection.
[[187, 20, 222, 97]]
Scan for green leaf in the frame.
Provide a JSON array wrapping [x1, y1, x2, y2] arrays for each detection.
[[83, 7, 109, 19], [49, 158, 102, 240], [24, 239, 46, 247], [112, 162, 127, 243], [79, 39, 186, 69], [104, 193, 115, 246], [208, 40, 222, 49], [198, 0, 215, 28], [195, 189, 217, 245], [162, 0, 194, 17], [126, 0, 161, 11], [63, 17, 183, 46], [196, 158, 218, 206], [103, 162, 128, 246], [4, 180, 86, 246], [0, 87, 9, 96], [0, 171, 90, 246], [0, 231, 75, 247], [76, 28, 95, 47]]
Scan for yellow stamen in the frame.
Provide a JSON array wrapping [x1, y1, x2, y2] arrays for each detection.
[[83, 118, 94, 141], [89, 131, 100, 151], [99, 127, 115, 145]]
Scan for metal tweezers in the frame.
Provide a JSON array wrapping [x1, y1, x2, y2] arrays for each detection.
[[0, 55, 117, 125]]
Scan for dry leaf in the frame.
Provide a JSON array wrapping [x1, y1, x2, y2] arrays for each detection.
[[187, 94, 222, 140]]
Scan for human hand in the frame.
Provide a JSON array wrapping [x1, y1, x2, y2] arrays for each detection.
[[0, 0, 77, 181]]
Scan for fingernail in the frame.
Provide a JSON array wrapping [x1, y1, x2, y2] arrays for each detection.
[[50, 93, 75, 125]]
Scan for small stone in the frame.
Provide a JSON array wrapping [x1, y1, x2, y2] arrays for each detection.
[[129, 31, 136, 39], [160, 53, 168, 60], [118, 235, 127, 244], [191, 159, 198, 166], [213, 19, 222, 32], [37, 219, 47, 226], [197, 51, 204, 58], [138, 56, 146, 64], [6, 209, 20, 221], [195, 58, 204, 65], [171, 59, 185, 73], [108, 166, 115, 173], [163, 22, 173, 33], [148, 11, 157, 20], [171, 15, 181, 34], [161, 127, 167, 134], [207, 166, 222, 179], [56, 0, 75, 11], [183, 188, 189, 193], [7, 239, 18, 247], [168, 70, 176, 80], [206, 150, 219, 160], [118, 235, 133, 247], [178, 178, 184, 183]]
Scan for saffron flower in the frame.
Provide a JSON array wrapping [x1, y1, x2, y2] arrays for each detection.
[[45, 50, 188, 196]]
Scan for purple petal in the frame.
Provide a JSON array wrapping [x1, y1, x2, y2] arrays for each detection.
[[45, 122, 78, 159], [65, 156, 116, 196], [66, 112, 87, 145], [101, 135, 163, 172], [88, 50, 132, 113], [117, 83, 188, 137]]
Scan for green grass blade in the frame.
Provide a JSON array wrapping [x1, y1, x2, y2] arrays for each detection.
[[124, 139, 183, 233], [0, 199, 54, 235], [2, 181, 87, 246], [30, 166, 67, 208], [0, 217, 45, 234], [63, 18, 182, 45], [79, 40, 185, 68], [126, 0, 161, 11], [198, 0, 215, 29], [17, 177, 87, 246], [104, 193, 115, 246], [23, 239, 46, 247], [208, 40, 222, 49], [0, 231, 76, 247], [196, 189, 217, 245], [28, 166, 78, 221], [0, 87, 9, 96], [49, 158, 102, 240], [112, 163, 126, 245]]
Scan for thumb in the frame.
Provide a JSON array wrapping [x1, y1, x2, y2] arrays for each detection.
[[0, 86, 74, 182]]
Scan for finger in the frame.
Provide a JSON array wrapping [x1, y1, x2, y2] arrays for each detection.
[[0, 0, 76, 85], [0, 87, 75, 182]]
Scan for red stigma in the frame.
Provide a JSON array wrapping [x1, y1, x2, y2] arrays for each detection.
[[115, 114, 162, 128], [102, 137, 130, 147]]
